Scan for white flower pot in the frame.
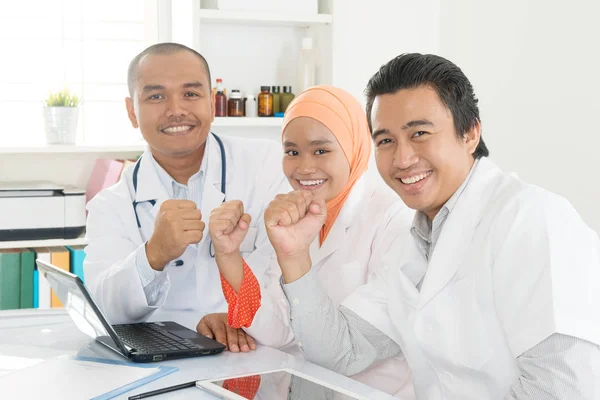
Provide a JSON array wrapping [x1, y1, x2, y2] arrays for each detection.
[[43, 107, 79, 145]]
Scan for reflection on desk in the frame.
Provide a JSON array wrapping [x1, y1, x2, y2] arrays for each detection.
[[0, 309, 394, 399]]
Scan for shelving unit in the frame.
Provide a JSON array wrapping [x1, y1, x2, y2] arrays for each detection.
[[0, 144, 146, 155], [198, 9, 332, 26], [0, 119, 282, 154], [0, 235, 87, 250], [213, 116, 283, 127], [187, 0, 333, 114]]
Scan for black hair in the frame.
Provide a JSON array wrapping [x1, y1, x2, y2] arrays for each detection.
[[365, 53, 489, 159], [127, 42, 211, 97]]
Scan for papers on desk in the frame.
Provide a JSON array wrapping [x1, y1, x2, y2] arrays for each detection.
[[0, 355, 44, 378], [0, 355, 177, 400]]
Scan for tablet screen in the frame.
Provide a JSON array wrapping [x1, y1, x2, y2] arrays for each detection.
[[205, 370, 363, 399]]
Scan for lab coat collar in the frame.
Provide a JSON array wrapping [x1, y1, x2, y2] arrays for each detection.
[[417, 157, 503, 308], [310, 175, 371, 266]]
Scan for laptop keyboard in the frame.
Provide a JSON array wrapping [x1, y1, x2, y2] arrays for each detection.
[[113, 323, 204, 354]]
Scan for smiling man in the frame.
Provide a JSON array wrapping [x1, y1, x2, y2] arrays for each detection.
[[83, 43, 289, 352], [264, 53, 600, 399]]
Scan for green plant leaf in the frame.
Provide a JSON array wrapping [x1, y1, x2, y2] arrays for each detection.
[[44, 88, 80, 107]]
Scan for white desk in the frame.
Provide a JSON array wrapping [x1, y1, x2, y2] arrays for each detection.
[[0, 309, 394, 399]]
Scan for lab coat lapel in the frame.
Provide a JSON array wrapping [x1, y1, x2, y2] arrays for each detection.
[[417, 158, 503, 308], [134, 150, 171, 222], [310, 177, 370, 266], [390, 235, 426, 309], [200, 134, 226, 222], [310, 214, 346, 266]]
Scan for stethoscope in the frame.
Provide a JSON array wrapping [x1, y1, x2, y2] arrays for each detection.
[[132, 132, 226, 264]]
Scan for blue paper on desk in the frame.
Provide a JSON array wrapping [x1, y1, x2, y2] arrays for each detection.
[[0, 355, 177, 400], [82, 357, 178, 400]]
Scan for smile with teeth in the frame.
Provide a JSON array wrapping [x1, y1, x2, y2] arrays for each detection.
[[162, 125, 192, 133], [299, 179, 326, 187], [400, 171, 432, 185]]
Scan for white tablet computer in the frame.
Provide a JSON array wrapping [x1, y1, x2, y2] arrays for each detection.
[[196, 368, 371, 399]]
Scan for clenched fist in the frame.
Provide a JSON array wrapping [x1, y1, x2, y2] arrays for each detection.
[[209, 200, 252, 257], [264, 191, 326, 283], [146, 199, 204, 271]]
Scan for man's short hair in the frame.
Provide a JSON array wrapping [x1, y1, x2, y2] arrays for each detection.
[[365, 53, 489, 159], [127, 42, 212, 97]]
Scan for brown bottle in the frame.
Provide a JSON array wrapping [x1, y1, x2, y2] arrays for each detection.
[[227, 90, 244, 117], [258, 86, 273, 117], [215, 78, 227, 117]]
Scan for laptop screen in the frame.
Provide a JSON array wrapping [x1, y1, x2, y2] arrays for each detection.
[[37, 260, 128, 356]]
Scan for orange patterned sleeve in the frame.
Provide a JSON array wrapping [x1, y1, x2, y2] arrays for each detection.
[[220, 259, 262, 329]]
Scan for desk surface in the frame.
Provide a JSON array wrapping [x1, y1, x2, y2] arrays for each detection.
[[0, 309, 393, 399]]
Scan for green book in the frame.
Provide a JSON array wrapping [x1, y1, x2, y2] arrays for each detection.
[[0, 249, 21, 310], [20, 249, 35, 309]]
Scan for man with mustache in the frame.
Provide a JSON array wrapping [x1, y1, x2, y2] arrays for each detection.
[[84, 43, 289, 352]]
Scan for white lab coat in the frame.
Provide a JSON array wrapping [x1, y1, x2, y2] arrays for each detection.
[[343, 157, 600, 399], [244, 171, 417, 397], [84, 134, 290, 328]]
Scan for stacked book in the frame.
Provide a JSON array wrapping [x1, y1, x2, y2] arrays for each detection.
[[0, 245, 86, 310]]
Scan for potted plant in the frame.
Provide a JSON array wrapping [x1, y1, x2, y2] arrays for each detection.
[[43, 89, 81, 145]]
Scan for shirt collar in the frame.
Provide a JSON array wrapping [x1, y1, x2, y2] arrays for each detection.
[[411, 158, 481, 235], [411, 211, 432, 245], [149, 143, 209, 197]]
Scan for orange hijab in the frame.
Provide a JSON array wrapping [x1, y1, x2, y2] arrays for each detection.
[[282, 85, 372, 245]]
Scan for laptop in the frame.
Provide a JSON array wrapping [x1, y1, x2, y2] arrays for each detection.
[[36, 259, 225, 363]]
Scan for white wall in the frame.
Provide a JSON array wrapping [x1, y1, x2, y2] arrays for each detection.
[[329, 0, 440, 177], [331, 0, 440, 107], [438, 0, 600, 232]]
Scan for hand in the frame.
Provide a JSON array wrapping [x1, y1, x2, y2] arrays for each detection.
[[196, 313, 256, 353], [264, 190, 326, 259], [146, 199, 204, 271], [209, 200, 252, 257]]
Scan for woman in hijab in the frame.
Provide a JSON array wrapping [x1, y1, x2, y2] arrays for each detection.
[[207, 85, 414, 397]]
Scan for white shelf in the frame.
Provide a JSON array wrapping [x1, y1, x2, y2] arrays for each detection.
[[212, 116, 283, 127], [0, 144, 146, 154], [0, 119, 281, 154], [198, 9, 333, 26], [0, 235, 87, 250]]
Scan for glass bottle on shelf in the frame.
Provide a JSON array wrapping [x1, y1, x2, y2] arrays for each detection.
[[227, 90, 244, 117], [297, 37, 317, 93], [215, 78, 227, 117], [281, 86, 295, 113], [272, 86, 281, 114], [257, 86, 273, 117]]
